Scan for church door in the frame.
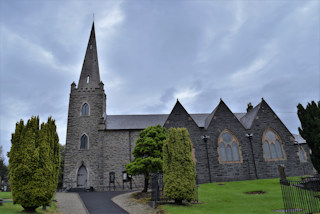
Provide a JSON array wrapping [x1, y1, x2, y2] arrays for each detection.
[[77, 165, 87, 188]]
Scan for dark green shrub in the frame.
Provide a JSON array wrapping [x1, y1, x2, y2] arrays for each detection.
[[163, 127, 196, 204]]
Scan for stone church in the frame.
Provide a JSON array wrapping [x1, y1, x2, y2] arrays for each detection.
[[63, 23, 315, 190]]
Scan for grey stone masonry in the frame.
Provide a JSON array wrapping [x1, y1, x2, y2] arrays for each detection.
[[164, 99, 315, 184], [63, 22, 316, 191], [63, 22, 107, 189], [63, 83, 106, 189]]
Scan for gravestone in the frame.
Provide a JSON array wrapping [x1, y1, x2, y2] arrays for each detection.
[[278, 164, 287, 181]]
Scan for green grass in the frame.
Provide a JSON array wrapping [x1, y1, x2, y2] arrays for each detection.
[[0, 192, 12, 199], [160, 178, 285, 214], [0, 192, 58, 214]]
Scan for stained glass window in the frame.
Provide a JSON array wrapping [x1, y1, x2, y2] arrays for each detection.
[[220, 143, 226, 161], [270, 143, 277, 159], [275, 141, 283, 158], [218, 130, 241, 163], [232, 142, 239, 161], [226, 145, 232, 161], [263, 129, 285, 161], [222, 132, 233, 144], [264, 141, 271, 159]]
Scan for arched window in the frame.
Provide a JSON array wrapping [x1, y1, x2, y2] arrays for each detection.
[[81, 103, 89, 116], [298, 147, 307, 162], [87, 76, 90, 83], [80, 134, 88, 149], [262, 129, 285, 161], [218, 130, 242, 163]]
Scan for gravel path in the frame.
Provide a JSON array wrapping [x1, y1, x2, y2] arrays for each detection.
[[55, 192, 88, 214], [112, 191, 156, 214]]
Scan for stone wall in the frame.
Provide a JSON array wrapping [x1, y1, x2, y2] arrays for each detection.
[[63, 83, 106, 189], [164, 100, 315, 184], [101, 129, 144, 190]]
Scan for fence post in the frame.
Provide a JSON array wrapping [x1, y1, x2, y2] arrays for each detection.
[[151, 173, 160, 202]]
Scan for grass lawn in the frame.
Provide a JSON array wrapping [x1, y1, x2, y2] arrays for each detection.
[[160, 178, 285, 214], [0, 192, 59, 214]]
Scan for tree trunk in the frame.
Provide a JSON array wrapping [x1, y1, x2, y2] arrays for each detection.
[[143, 172, 149, 192]]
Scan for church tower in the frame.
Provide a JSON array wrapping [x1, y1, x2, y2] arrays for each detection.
[[63, 22, 106, 189]]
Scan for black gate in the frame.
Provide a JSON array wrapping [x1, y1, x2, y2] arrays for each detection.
[[280, 176, 320, 213]]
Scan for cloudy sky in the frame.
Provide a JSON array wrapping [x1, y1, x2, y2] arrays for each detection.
[[1, 0, 319, 163]]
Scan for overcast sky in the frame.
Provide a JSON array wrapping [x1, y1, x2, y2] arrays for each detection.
[[1, 0, 319, 163]]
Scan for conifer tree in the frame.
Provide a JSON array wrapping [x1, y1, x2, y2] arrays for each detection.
[[297, 101, 320, 173], [126, 125, 167, 192], [9, 117, 60, 212], [163, 128, 196, 204]]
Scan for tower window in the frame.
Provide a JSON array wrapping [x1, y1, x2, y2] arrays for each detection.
[[87, 76, 90, 84], [262, 129, 286, 161], [80, 134, 88, 149], [218, 130, 242, 163], [81, 103, 89, 116]]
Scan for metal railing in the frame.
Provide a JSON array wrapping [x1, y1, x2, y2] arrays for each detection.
[[280, 176, 320, 213]]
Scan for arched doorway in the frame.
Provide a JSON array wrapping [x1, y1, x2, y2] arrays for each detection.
[[77, 165, 87, 188]]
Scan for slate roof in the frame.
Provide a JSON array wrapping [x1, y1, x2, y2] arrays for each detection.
[[105, 113, 215, 130], [204, 106, 218, 129], [106, 114, 168, 130], [240, 102, 261, 129], [105, 113, 247, 130], [292, 134, 307, 144]]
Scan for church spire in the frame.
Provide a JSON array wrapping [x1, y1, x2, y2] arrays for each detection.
[[78, 22, 101, 88]]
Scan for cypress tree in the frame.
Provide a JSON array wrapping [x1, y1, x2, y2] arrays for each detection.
[[297, 101, 320, 173], [9, 117, 60, 212], [163, 128, 196, 204]]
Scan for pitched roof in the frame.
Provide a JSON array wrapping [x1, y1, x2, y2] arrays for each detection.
[[292, 134, 306, 144], [204, 106, 218, 129], [240, 102, 262, 129], [105, 114, 168, 130], [105, 113, 211, 130]]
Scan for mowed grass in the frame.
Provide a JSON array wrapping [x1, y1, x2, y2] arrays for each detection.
[[160, 178, 284, 214], [0, 192, 59, 214]]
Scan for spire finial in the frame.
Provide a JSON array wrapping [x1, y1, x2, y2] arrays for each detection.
[[93, 13, 95, 22]]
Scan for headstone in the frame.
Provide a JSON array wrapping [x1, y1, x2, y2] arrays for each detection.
[[278, 165, 287, 181]]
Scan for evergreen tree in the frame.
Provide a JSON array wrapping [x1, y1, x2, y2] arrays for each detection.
[[163, 128, 196, 204], [9, 117, 60, 212], [297, 101, 320, 173], [126, 125, 167, 192], [58, 144, 65, 188], [0, 146, 8, 182]]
